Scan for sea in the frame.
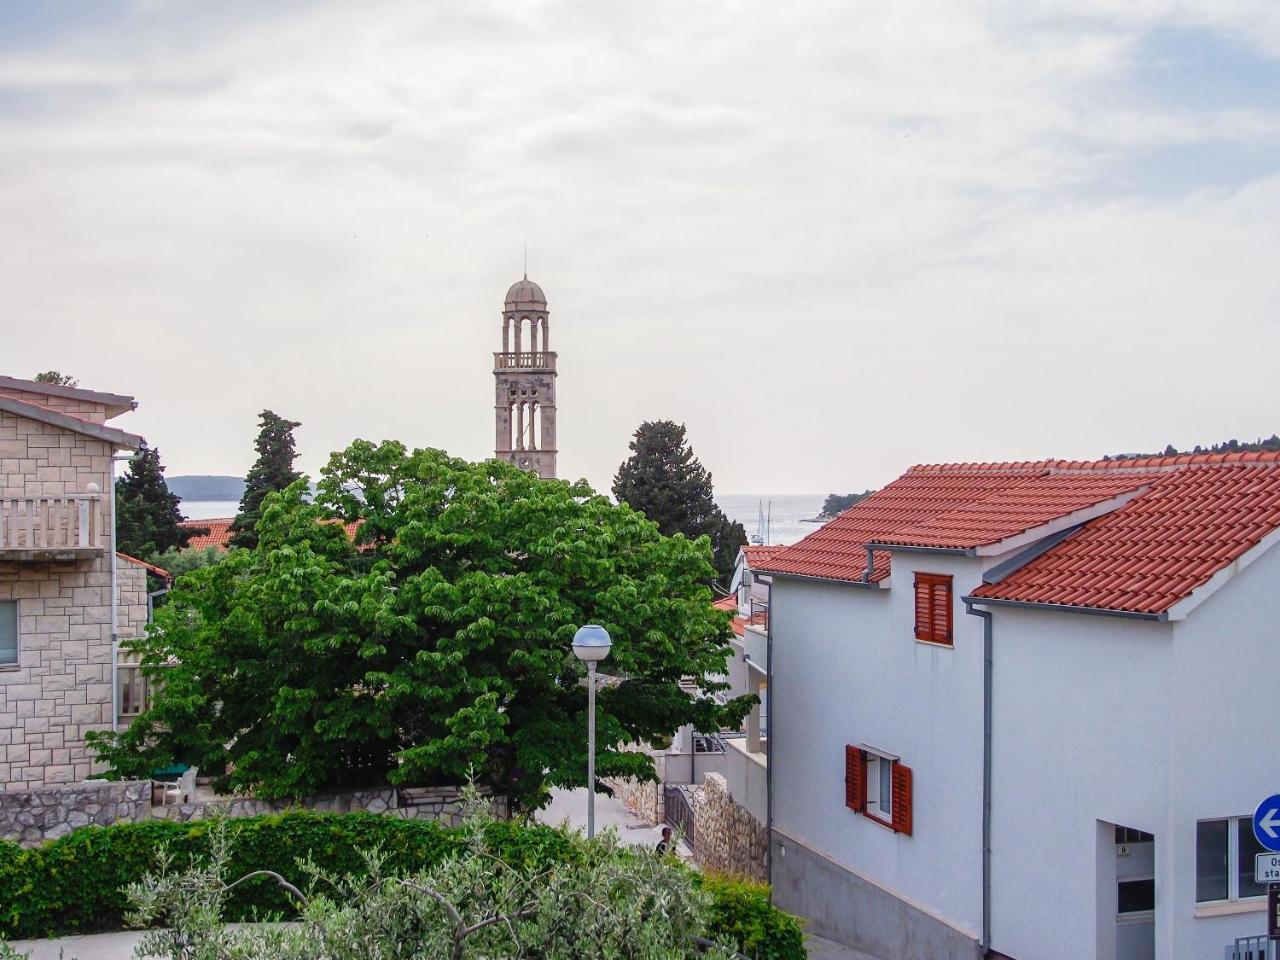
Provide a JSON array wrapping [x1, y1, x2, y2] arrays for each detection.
[[181, 493, 828, 546]]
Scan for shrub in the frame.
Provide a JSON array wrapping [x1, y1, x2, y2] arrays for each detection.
[[699, 874, 807, 960], [0, 813, 803, 958]]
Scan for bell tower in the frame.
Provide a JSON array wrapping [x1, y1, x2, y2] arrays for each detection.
[[494, 275, 557, 478]]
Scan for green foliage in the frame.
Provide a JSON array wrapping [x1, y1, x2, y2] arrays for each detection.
[[1106, 434, 1280, 460], [116, 447, 192, 562], [32, 371, 77, 386], [91, 442, 752, 811], [698, 875, 807, 960], [230, 410, 303, 549], [149, 545, 225, 580], [819, 491, 872, 518], [0, 813, 804, 959], [612, 421, 747, 587]]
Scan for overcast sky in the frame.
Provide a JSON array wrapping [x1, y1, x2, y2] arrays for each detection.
[[3, 1, 1279, 495]]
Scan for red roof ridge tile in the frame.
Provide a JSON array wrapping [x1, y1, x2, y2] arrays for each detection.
[[908, 452, 1280, 475]]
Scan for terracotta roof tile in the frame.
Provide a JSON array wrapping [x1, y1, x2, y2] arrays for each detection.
[[179, 517, 234, 550], [759, 453, 1280, 615], [742, 545, 786, 567], [972, 462, 1280, 614]]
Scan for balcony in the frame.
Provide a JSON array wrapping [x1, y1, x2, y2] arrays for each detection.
[[0, 496, 105, 560], [493, 351, 557, 372]]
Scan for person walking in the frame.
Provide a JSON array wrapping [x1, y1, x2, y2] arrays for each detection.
[[655, 826, 673, 854]]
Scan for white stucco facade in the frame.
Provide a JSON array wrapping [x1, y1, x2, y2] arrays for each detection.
[[770, 537, 1280, 959]]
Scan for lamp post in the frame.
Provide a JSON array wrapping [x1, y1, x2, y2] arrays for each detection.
[[572, 624, 612, 839]]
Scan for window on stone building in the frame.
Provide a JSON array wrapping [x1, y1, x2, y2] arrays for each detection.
[[0, 601, 17, 667]]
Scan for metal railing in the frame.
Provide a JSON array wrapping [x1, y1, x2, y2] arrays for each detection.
[[493, 351, 556, 370], [0, 495, 103, 553], [748, 596, 769, 630], [664, 785, 696, 853], [1227, 936, 1275, 959]]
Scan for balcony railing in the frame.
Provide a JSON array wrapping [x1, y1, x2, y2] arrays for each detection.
[[494, 351, 556, 371], [748, 597, 769, 630], [0, 495, 105, 557]]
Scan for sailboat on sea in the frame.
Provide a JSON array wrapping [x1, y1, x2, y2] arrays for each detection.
[[750, 500, 771, 545]]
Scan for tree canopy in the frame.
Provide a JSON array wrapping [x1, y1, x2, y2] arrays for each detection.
[[91, 443, 750, 811], [611, 421, 746, 587], [115, 447, 192, 561], [820, 491, 873, 518], [230, 410, 302, 549], [32, 370, 78, 386]]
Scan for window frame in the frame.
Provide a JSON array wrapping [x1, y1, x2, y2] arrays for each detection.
[[914, 572, 954, 646], [1196, 816, 1267, 906], [845, 742, 912, 835], [0, 600, 18, 669]]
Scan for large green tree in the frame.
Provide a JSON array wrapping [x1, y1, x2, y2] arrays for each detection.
[[230, 409, 302, 549], [90, 443, 750, 811], [115, 447, 192, 561], [612, 421, 746, 586]]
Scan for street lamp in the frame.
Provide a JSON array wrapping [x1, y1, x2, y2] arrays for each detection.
[[572, 624, 612, 839]]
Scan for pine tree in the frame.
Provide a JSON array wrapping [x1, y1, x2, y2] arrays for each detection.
[[230, 410, 302, 549], [33, 371, 78, 387], [115, 447, 191, 561], [612, 420, 746, 587]]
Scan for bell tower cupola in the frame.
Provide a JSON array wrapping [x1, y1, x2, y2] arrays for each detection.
[[494, 274, 557, 478]]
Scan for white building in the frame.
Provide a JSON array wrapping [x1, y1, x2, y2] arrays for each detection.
[[756, 453, 1280, 960]]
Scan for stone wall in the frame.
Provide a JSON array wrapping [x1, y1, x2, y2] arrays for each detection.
[[691, 772, 767, 883], [603, 746, 665, 826], [151, 785, 508, 827], [0, 410, 119, 790], [0, 781, 508, 845], [0, 779, 150, 844]]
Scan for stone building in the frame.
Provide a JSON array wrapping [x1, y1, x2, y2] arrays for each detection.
[[0, 375, 150, 789], [493, 276, 558, 478]]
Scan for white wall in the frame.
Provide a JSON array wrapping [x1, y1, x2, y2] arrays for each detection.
[[988, 538, 1280, 959], [771, 554, 987, 941]]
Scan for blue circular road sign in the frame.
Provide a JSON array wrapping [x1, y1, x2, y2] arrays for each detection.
[[1254, 795, 1280, 853]]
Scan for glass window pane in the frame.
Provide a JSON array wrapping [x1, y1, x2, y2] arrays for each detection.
[[1118, 879, 1155, 913], [1239, 819, 1267, 899], [1197, 820, 1230, 902], [880, 761, 893, 813], [0, 601, 16, 665]]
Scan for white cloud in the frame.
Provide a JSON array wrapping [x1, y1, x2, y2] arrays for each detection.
[[1, 0, 1278, 495]]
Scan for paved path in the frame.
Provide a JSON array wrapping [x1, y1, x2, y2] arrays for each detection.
[[8, 929, 143, 959], [804, 933, 884, 960], [535, 785, 692, 858]]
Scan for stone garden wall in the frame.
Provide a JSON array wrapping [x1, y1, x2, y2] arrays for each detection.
[[603, 747, 665, 826], [0, 781, 507, 845], [0, 779, 150, 844], [691, 772, 767, 883]]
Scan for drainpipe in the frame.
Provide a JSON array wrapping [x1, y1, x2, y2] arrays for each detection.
[[965, 599, 993, 955], [862, 545, 874, 583], [765, 584, 774, 887], [109, 451, 131, 733]]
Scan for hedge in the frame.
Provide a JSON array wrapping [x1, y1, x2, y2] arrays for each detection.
[[0, 813, 805, 960]]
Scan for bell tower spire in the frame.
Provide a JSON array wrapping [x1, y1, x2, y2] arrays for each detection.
[[494, 275, 557, 478]]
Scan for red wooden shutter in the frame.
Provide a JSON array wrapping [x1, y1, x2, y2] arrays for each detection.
[[891, 763, 913, 835], [914, 573, 953, 645], [844, 745, 866, 813]]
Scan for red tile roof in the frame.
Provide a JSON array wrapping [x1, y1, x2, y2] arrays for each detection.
[[972, 462, 1280, 614], [178, 516, 362, 551], [742, 545, 786, 567], [758, 452, 1280, 615], [711, 594, 745, 636], [180, 517, 234, 550], [117, 552, 171, 581]]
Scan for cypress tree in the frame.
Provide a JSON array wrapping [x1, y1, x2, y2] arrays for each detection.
[[115, 447, 190, 560], [612, 420, 746, 587], [230, 410, 302, 549]]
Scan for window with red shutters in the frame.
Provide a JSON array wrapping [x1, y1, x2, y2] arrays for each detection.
[[914, 573, 953, 645], [890, 763, 913, 836], [844, 744, 866, 813]]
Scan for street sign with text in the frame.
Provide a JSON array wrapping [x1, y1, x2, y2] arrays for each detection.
[[1255, 795, 1280, 853], [1258, 853, 1280, 885]]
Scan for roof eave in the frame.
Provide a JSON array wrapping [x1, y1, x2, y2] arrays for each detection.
[[1163, 524, 1280, 622], [963, 595, 1167, 622], [0, 395, 144, 451], [0, 375, 136, 418], [761, 569, 886, 589]]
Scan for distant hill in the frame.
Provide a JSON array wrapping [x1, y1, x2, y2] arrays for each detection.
[[816, 490, 874, 519], [168, 475, 245, 501], [1105, 435, 1280, 461]]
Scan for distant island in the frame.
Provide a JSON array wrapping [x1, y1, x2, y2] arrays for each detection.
[[168, 475, 245, 501], [807, 490, 874, 522], [1105, 435, 1280, 460]]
